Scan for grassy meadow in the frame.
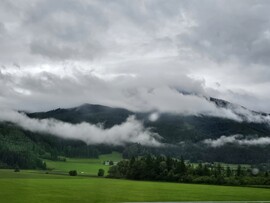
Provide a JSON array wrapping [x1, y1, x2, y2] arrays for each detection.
[[0, 152, 269, 203], [44, 152, 122, 175], [0, 169, 270, 203]]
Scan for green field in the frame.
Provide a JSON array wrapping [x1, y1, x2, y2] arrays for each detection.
[[0, 169, 270, 203], [45, 152, 122, 175], [0, 152, 269, 203]]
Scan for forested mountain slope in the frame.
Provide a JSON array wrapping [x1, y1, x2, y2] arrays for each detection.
[[1, 98, 270, 169]]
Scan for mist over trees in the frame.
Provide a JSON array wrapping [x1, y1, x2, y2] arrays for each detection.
[[0, 122, 120, 169], [1, 103, 270, 170]]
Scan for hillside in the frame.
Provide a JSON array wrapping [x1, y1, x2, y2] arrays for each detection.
[[28, 101, 270, 143], [1, 98, 270, 169], [27, 100, 270, 163]]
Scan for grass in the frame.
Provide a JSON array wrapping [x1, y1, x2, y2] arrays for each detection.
[[1, 152, 269, 202], [44, 151, 122, 175], [0, 169, 270, 203]]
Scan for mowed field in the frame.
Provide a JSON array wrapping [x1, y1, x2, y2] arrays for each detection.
[[0, 170, 270, 203], [0, 152, 270, 203]]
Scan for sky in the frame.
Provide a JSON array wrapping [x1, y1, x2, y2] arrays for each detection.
[[1, 0, 270, 114]]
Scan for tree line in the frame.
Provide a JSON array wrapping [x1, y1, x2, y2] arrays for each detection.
[[0, 122, 121, 169], [108, 155, 270, 186]]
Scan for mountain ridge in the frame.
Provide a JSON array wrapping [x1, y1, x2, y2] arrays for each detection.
[[27, 97, 270, 144], [1, 97, 270, 169]]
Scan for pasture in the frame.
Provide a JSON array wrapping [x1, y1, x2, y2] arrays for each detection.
[[0, 169, 270, 203], [44, 151, 122, 175], [0, 152, 269, 203]]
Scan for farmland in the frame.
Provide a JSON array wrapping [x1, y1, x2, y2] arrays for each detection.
[[0, 152, 270, 203], [44, 152, 122, 175], [0, 169, 270, 203]]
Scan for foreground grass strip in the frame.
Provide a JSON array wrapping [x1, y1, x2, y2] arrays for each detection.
[[0, 170, 270, 203]]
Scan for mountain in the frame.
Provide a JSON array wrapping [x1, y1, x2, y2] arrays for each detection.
[[1, 98, 270, 169], [28, 103, 133, 128], [28, 101, 270, 143], [209, 97, 270, 118], [27, 100, 270, 163]]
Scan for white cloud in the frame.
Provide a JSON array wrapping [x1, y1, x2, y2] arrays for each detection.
[[0, 67, 248, 122], [204, 134, 270, 147], [148, 112, 159, 122], [0, 108, 162, 146], [1, 0, 270, 115]]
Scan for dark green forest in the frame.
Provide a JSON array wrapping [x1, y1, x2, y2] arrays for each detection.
[[0, 122, 120, 169], [1, 103, 270, 169], [108, 155, 270, 186]]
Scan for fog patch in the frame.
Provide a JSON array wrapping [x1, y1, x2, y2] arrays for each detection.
[[148, 112, 160, 122], [203, 134, 270, 147], [0, 109, 162, 147]]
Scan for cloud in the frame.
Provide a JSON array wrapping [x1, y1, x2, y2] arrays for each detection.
[[0, 67, 248, 122], [203, 134, 270, 147], [1, 0, 270, 116], [180, 0, 270, 66], [0, 108, 162, 146], [148, 112, 159, 122], [214, 100, 270, 123]]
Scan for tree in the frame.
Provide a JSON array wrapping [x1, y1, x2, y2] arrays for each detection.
[[175, 156, 186, 176], [216, 163, 222, 176], [108, 165, 122, 178], [69, 170, 77, 176], [179, 156, 187, 174], [196, 163, 204, 176], [265, 171, 269, 177], [14, 165, 20, 172], [203, 165, 210, 176], [226, 166, 232, 177], [98, 168, 105, 177], [236, 165, 242, 177]]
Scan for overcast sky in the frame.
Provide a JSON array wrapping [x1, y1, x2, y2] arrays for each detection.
[[1, 0, 270, 114]]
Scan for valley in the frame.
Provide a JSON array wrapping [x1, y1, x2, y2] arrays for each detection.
[[0, 156, 270, 203]]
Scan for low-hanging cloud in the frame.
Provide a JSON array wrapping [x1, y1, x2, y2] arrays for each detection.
[[203, 134, 270, 147], [0, 109, 162, 146], [1, 0, 270, 121], [0, 68, 257, 122], [218, 101, 270, 123], [148, 112, 160, 122]]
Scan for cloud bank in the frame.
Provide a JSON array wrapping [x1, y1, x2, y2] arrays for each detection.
[[1, 0, 270, 120], [0, 67, 243, 120], [203, 134, 270, 147], [0, 109, 161, 146]]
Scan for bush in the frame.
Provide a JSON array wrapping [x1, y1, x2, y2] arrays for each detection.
[[14, 166, 20, 172], [98, 168, 105, 177], [69, 170, 77, 176], [180, 175, 193, 183], [192, 176, 216, 184], [108, 165, 123, 178]]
